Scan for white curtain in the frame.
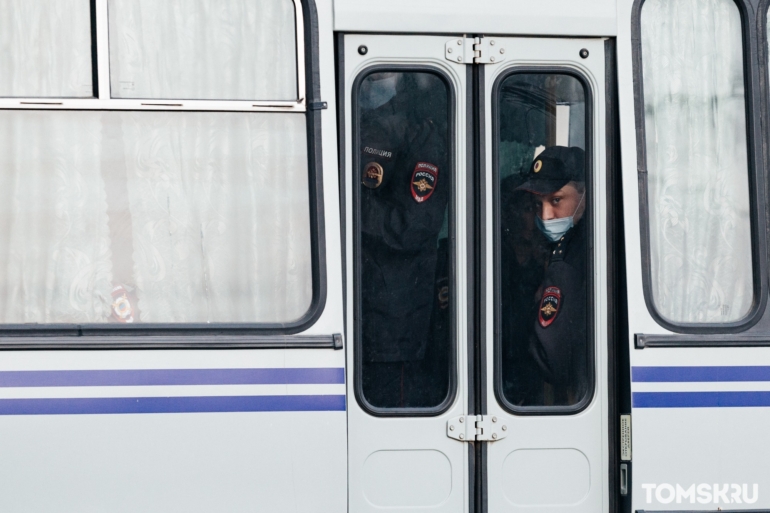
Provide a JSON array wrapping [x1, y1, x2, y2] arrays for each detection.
[[642, 0, 753, 323], [0, 111, 312, 324], [120, 112, 311, 322], [0, 0, 93, 97], [0, 113, 113, 322], [108, 0, 297, 100]]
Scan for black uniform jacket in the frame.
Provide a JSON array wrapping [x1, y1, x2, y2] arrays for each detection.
[[529, 221, 588, 404], [359, 94, 449, 363]]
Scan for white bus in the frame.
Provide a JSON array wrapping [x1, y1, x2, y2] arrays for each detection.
[[0, 0, 766, 512]]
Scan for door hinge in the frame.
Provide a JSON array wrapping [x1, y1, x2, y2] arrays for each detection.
[[444, 37, 507, 65], [447, 415, 508, 442]]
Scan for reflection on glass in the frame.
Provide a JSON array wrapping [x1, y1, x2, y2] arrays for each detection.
[[0, 0, 93, 97], [0, 111, 311, 323], [642, 0, 753, 323], [108, 0, 297, 100], [357, 71, 452, 409], [497, 73, 589, 407]]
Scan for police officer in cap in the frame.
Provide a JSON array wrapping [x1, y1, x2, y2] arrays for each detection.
[[358, 72, 450, 408], [499, 174, 548, 406], [515, 146, 588, 406]]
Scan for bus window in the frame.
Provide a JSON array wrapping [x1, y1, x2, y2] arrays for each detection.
[[355, 70, 453, 411], [0, 111, 311, 324], [0, 0, 315, 327], [640, 0, 753, 324], [496, 72, 592, 409], [108, 0, 298, 100], [0, 0, 93, 98]]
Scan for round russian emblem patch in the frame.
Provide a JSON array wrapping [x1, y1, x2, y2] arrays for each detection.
[[362, 162, 384, 189]]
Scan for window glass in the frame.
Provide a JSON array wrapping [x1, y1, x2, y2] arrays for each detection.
[[357, 71, 452, 410], [108, 0, 298, 100], [0, 0, 93, 97], [0, 111, 311, 323], [497, 73, 590, 408], [641, 0, 753, 323]]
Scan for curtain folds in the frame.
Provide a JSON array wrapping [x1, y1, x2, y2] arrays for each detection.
[[122, 112, 311, 323], [0, 0, 93, 97], [0, 113, 113, 322], [0, 111, 312, 324], [108, 0, 297, 100], [641, 0, 754, 323]]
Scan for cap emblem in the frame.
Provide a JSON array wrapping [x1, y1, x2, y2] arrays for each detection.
[[362, 162, 384, 189], [533, 160, 543, 173]]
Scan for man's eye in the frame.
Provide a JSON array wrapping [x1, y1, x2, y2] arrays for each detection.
[[552, 197, 561, 204]]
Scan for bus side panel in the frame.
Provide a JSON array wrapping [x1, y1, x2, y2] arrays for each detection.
[[0, 349, 347, 513], [617, 0, 770, 510]]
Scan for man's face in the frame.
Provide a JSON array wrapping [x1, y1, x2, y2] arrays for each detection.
[[534, 181, 586, 223]]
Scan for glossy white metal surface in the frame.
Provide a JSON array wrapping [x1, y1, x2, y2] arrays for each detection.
[[482, 36, 609, 513], [333, 0, 617, 37], [343, 33, 470, 513]]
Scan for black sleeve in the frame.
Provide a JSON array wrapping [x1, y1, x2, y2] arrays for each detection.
[[359, 119, 448, 253], [528, 260, 586, 389]]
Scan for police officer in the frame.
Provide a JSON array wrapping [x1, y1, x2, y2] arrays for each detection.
[[515, 146, 588, 405], [358, 72, 450, 408], [499, 174, 548, 405]]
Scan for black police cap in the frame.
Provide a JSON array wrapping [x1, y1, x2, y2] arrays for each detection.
[[515, 146, 585, 196]]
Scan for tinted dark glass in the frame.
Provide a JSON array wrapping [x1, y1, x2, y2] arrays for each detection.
[[497, 73, 590, 408], [356, 71, 452, 410]]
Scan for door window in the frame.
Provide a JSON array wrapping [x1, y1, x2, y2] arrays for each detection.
[[354, 69, 454, 411], [495, 72, 593, 410]]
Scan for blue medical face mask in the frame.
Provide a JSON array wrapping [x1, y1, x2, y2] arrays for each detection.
[[535, 191, 585, 242], [360, 75, 398, 110]]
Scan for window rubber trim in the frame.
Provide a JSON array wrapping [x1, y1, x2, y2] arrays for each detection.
[[89, 0, 99, 98], [471, 53, 486, 513], [0, 0, 328, 345], [351, 64, 458, 418], [630, 0, 768, 334], [491, 66, 596, 416], [604, 37, 634, 513]]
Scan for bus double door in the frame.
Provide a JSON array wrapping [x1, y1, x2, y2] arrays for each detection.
[[343, 34, 611, 512]]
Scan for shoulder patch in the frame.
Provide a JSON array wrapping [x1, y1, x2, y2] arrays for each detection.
[[538, 286, 561, 328], [362, 161, 384, 189], [411, 162, 439, 203]]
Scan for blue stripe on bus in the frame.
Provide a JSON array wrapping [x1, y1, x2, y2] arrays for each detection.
[[632, 366, 770, 382], [0, 368, 345, 387], [0, 395, 346, 415], [633, 391, 770, 408]]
